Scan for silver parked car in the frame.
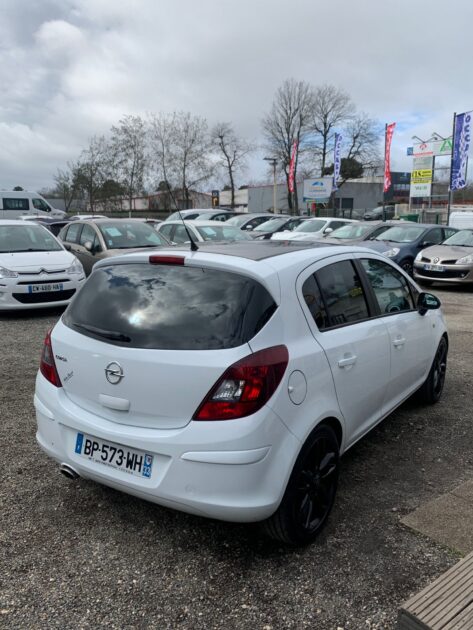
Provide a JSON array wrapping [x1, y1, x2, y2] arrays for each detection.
[[414, 229, 473, 285]]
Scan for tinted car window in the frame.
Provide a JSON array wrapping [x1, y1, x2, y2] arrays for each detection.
[[361, 258, 414, 314], [302, 274, 330, 330], [425, 227, 444, 245], [443, 227, 458, 240], [3, 198, 29, 211], [315, 260, 369, 328], [63, 264, 277, 350], [159, 224, 174, 241], [32, 198, 51, 212]]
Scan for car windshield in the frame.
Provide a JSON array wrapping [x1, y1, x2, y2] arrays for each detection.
[[226, 215, 260, 227], [293, 219, 326, 233], [373, 225, 425, 243], [98, 222, 167, 249], [329, 224, 377, 239], [194, 225, 253, 241], [0, 224, 63, 253], [253, 218, 288, 232], [442, 229, 473, 247]]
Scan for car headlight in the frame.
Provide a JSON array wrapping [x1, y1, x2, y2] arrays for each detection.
[[455, 254, 473, 264], [67, 258, 84, 275], [383, 247, 400, 258], [415, 252, 423, 262], [0, 266, 18, 279]]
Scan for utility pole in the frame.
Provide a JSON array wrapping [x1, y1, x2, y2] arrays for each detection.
[[264, 157, 278, 214]]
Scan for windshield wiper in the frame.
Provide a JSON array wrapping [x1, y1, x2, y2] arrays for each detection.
[[74, 323, 131, 342]]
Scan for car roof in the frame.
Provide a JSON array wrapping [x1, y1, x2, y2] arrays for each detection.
[[0, 219, 46, 226]]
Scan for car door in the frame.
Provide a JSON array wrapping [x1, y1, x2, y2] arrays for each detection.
[[357, 256, 435, 411], [300, 257, 391, 446], [75, 223, 102, 275]]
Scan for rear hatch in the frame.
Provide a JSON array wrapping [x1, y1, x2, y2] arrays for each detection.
[[54, 258, 277, 429]]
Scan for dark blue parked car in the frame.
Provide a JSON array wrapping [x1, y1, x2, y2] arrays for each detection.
[[361, 222, 458, 275]]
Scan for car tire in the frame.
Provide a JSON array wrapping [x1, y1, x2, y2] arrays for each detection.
[[262, 424, 340, 546], [400, 258, 414, 276], [417, 336, 448, 404]]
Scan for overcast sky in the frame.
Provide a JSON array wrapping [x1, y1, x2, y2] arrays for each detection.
[[1, 0, 472, 191]]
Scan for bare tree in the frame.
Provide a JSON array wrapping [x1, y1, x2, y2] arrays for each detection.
[[211, 122, 253, 208], [53, 162, 82, 212], [310, 85, 355, 176], [149, 111, 213, 209], [109, 115, 147, 212], [343, 113, 381, 177], [76, 136, 111, 213], [262, 78, 315, 212]]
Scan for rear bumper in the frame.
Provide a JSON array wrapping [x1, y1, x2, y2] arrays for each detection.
[[34, 373, 301, 523]]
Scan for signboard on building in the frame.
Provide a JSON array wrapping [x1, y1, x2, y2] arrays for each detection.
[[411, 169, 433, 184], [410, 182, 431, 198], [303, 178, 333, 201], [412, 138, 452, 157], [413, 156, 433, 170]]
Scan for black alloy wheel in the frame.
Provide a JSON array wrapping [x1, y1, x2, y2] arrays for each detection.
[[400, 258, 414, 276], [418, 336, 448, 404], [262, 424, 340, 545]]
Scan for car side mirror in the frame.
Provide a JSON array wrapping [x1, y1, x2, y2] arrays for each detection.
[[63, 243, 72, 251], [324, 228, 333, 235], [84, 241, 93, 252], [417, 292, 441, 316], [421, 241, 434, 248]]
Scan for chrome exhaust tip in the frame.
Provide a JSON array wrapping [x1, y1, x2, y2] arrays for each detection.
[[59, 463, 80, 480]]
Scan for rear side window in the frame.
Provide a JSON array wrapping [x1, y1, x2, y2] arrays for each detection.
[[360, 259, 414, 313], [3, 198, 29, 210], [63, 263, 277, 350], [64, 223, 82, 243]]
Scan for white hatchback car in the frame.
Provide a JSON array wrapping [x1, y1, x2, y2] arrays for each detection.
[[35, 241, 447, 545], [271, 217, 358, 241], [0, 220, 85, 310]]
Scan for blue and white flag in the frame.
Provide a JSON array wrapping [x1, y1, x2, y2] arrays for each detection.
[[451, 111, 472, 191], [333, 133, 343, 191]]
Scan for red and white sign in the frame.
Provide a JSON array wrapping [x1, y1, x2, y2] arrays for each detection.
[[384, 123, 396, 193], [288, 140, 298, 194]]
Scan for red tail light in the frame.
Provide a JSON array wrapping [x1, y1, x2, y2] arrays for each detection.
[[40, 329, 62, 387], [193, 345, 288, 421]]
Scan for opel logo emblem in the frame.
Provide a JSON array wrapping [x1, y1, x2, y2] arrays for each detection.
[[105, 362, 124, 385], [433, 257, 439, 263]]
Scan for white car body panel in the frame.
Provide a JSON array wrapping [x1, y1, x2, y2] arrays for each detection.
[[34, 244, 447, 522]]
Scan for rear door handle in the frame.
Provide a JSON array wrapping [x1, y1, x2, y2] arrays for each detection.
[[393, 337, 406, 348], [338, 354, 357, 368]]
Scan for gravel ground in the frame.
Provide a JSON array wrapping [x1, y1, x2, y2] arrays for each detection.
[[1, 286, 472, 630]]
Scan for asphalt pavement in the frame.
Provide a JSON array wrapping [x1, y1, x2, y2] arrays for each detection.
[[1, 286, 472, 629]]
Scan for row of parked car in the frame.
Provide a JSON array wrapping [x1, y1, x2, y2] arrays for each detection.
[[2, 209, 473, 312]]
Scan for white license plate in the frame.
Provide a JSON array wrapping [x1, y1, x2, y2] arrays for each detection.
[[28, 283, 64, 293], [424, 264, 445, 272], [74, 432, 153, 479]]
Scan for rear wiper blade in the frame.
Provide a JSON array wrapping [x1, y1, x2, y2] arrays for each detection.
[[74, 323, 131, 342]]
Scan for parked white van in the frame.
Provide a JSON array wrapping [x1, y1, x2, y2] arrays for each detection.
[[449, 209, 473, 230], [0, 191, 66, 219]]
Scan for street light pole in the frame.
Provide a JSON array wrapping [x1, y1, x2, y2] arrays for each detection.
[[264, 157, 278, 214]]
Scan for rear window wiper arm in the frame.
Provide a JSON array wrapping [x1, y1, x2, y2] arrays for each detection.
[[74, 323, 131, 342]]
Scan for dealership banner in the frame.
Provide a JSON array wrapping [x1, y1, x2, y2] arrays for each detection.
[[451, 111, 472, 191], [410, 182, 431, 198], [288, 140, 298, 194], [384, 123, 396, 192], [333, 133, 343, 191], [303, 178, 333, 201]]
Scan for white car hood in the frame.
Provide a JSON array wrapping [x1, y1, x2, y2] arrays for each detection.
[[0, 250, 75, 272]]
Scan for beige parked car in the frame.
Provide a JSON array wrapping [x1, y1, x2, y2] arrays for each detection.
[[58, 219, 170, 275], [413, 229, 473, 285]]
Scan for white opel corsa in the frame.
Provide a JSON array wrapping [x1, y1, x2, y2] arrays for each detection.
[[34, 241, 448, 545], [0, 220, 85, 310]]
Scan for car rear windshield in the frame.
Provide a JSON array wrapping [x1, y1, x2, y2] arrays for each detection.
[[63, 263, 277, 350]]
